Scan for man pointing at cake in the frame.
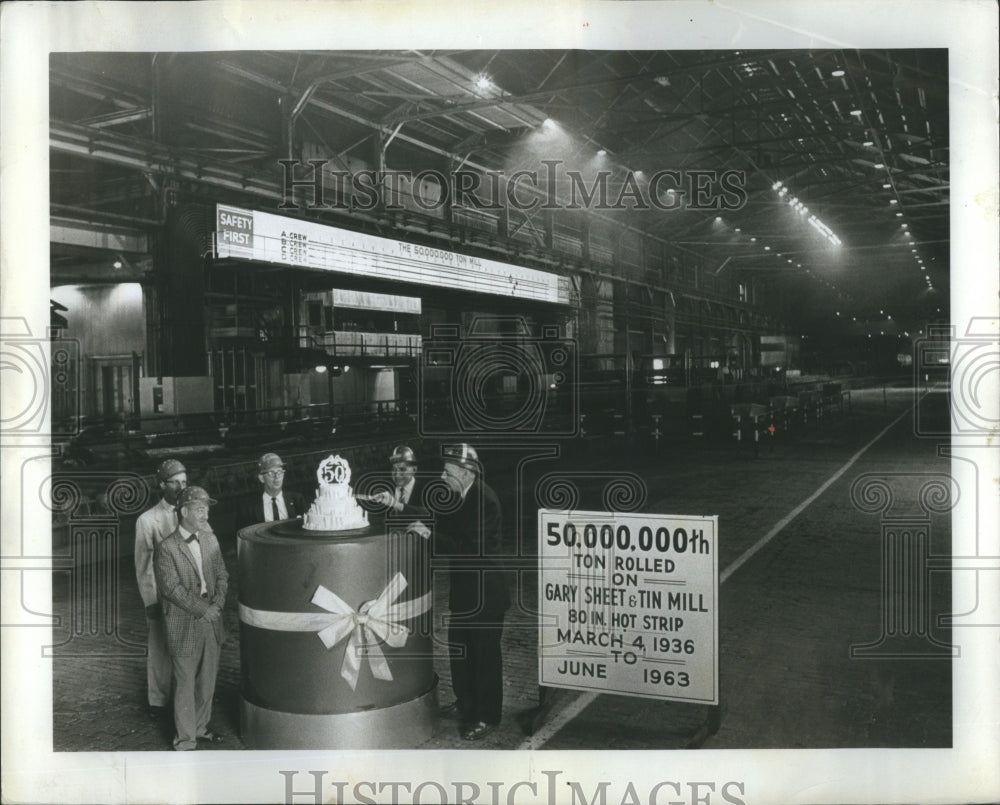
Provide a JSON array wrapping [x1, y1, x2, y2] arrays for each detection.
[[431, 444, 510, 741], [372, 445, 430, 518]]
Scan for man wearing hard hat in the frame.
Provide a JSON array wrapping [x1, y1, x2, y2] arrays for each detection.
[[432, 444, 510, 742], [372, 445, 429, 517], [236, 452, 307, 530], [154, 486, 228, 750], [134, 458, 187, 719]]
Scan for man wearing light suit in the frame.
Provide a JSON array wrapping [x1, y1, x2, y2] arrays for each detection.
[[134, 458, 187, 719], [154, 486, 228, 750]]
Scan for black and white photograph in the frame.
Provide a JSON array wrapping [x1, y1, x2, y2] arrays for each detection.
[[1, 2, 998, 804]]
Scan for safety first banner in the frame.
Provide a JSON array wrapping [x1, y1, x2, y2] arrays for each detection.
[[215, 203, 573, 305]]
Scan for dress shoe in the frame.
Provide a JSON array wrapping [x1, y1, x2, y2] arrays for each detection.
[[460, 721, 498, 741], [197, 732, 224, 744], [439, 701, 463, 718], [146, 705, 168, 720]]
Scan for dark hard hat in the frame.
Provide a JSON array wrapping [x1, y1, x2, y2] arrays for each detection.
[[442, 443, 480, 473], [156, 458, 187, 482], [389, 445, 417, 465], [257, 453, 284, 473], [176, 486, 217, 508]]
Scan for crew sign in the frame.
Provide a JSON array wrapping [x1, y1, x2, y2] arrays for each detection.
[[538, 510, 718, 704]]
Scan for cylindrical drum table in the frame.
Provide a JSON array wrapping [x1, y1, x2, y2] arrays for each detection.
[[238, 520, 437, 748]]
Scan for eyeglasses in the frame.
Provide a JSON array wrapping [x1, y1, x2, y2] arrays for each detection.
[[263, 469, 285, 478]]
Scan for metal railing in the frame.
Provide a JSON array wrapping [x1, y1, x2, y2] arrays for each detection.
[[297, 327, 422, 358]]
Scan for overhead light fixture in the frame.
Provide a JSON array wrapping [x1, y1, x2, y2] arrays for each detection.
[[883, 183, 892, 189], [475, 74, 492, 91], [764, 246, 771, 251], [850, 109, 863, 117], [113, 259, 123, 270], [889, 199, 898, 205], [863, 141, 874, 147], [873, 163, 885, 169], [774, 179, 841, 245], [542, 118, 556, 129], [896, 212, 903, 217], [654, 76, 670, 87], [832, 69, 846, 77], [597, 149, 607, 156], [315, 365, 328, 374]]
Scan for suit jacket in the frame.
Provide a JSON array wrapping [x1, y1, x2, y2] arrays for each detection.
[[134, 498, 178, 608], [390, 476, 432, 519], [430, 478, 510, 620], [154, 528, 228, 656], [236, 488, 307, 532]]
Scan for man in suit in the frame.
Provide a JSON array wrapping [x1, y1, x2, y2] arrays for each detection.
[[154, 486, 229, 751], [431, 444, 510, 741], [236, 452, 307, 531], [372, 445, 429, 518], [134, 458, 187, 719]]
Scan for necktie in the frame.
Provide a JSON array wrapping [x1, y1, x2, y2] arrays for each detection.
[[185, 533, 198, 544], [271, 496, 280, 521]]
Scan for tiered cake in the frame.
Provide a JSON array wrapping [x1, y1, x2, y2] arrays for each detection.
[[302, 455, 369, 531]]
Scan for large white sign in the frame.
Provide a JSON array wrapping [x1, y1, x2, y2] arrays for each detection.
[[539, 509, 719, 704], [215, 203, 573, 305]]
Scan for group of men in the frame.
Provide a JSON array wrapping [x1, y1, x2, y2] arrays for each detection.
[[133, 459, 227, 751], [134, 443, 509, 749]]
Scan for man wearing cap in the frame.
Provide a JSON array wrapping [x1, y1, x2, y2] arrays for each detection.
[[154, 486, 228, 750], [236, 452, 307, 530], [372, 445, 429, 518], [432, 444, 510, 741], [134, 458, 187, 719]]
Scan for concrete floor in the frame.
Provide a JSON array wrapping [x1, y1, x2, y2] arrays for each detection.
[[51, 386, 952, 752]]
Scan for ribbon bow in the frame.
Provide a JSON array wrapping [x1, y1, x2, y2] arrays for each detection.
[[239, 572, 430, 691]]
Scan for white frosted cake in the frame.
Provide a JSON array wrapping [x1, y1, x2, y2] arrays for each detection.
[[302, 455, 369, 531]]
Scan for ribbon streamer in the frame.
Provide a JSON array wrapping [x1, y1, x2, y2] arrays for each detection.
[[239, 572, 431, 690]]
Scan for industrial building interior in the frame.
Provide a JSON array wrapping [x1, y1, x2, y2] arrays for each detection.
[[43, 48, 962, 758]]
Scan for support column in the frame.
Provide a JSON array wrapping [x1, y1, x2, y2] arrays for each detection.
[[152, 205, 210, 377]]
